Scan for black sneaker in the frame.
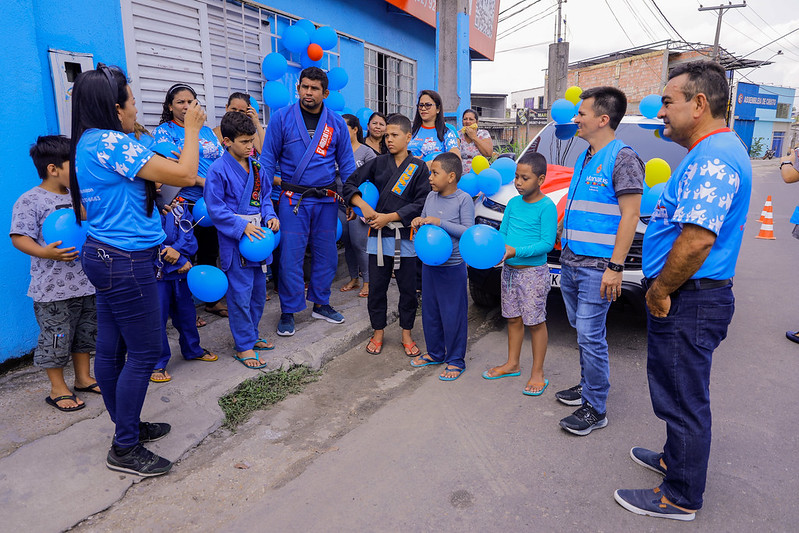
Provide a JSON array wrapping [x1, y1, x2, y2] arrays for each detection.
[[139, 421, 171, 443], [106, 444, 173, 477], [555, 384, 582, 406], [559, 402, 608, 436], [630, 446, 667, 476]]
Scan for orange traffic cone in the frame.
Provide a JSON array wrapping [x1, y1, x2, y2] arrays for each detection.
[[756, 196, 775, 239]]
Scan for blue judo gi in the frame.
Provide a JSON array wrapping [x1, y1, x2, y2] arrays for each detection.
[[204, 151, 277, 352], [259, 103, 356, 314], [154, 203, 203, 370]]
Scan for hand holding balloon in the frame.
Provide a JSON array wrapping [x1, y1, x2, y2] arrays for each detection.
[[501, 245, 516, 263], [411, 216, 440, 229], [243, 222, 266, 241], [265, 217, 280, 231], [43, 241, 79, 262]]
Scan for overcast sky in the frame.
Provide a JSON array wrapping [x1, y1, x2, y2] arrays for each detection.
[[472, 0, 799, 100]]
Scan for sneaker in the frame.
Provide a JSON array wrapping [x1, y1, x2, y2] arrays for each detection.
[[559, 402, 608, 436], [106, 443, 173, 477], [139, 421, 171, 443], [614, 487, 696, 521], [630, 447, 667, 476], [555, 384, 582, 406], [311, 304, 345, 324], [277, 313, 295, 336]]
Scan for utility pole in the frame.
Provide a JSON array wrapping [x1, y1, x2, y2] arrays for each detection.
[[437, 0, 470, 126], [546, 0, 568, 109], [699, 2, 747, 61]]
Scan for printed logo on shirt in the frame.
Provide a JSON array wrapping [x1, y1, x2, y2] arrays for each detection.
[[250, 160, 262, 208], [391, 163, 418, 195], [315, 124, 333, 157]]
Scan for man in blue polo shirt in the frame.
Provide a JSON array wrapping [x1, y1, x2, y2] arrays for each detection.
[[614, 60, 752, 521]]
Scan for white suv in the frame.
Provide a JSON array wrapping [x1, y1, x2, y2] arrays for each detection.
[[468, 116, 688, 312]]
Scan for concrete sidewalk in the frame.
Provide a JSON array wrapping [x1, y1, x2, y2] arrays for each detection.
[[0, 262, 396, 532]]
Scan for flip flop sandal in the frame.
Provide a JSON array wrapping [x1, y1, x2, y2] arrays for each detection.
[[45, 394, 86, 412], [522, 378, 549, 397], [74, 382, 102, 394], [193, 349, 218, 362], [358, 291, 369, 298], [150, 369, 172, 383], [205, 307, 229, 318], [482, 370, 522, 380], [410, 354, 443, 367], [196, 317, 207, 328], [254, 338, 275, 351], [402, 342, 421, 357], [439, 367, 466, 382], [340, 283, 360, 292], [366, 337, 383, 355], [234, 354, 267, 369]]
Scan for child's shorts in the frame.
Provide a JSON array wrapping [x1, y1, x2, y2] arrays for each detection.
[[32, 295, 97, 368], [501, 264, 550, 326]]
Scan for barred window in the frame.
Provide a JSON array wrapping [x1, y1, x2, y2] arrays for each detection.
[[364, 45, 416, 118]]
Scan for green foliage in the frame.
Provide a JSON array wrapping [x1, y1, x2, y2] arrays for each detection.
[[219, 366, 320, 430], [749, 137, 767, 157]]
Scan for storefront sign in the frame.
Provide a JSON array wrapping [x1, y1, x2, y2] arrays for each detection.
[[735, 82, 778, 120]]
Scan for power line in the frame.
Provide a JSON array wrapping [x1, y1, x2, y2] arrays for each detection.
[[495, 39, 551, 53], [622, 0, 658, 42], [497, 4, 558, 40], [605, 0, 636, 47], [499, 0, 546, 24], [650, 0, 707, 56], [499, 0, 531, 16], [740, 26, 799, 59]]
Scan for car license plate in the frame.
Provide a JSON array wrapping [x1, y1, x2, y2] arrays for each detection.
[[549, 267, 561, 288]]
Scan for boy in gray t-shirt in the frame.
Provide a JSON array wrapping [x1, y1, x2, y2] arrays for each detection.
[[9, 135, 98, 412]]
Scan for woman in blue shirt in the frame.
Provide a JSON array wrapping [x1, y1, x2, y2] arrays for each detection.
[[70, 64, 203, 477], [153, 84, 227, 317], [409, 90, 460, 165]]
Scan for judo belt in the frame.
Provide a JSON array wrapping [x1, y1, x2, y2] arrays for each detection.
[[376, 221, 405, 270], [281, 181, 345, 215]]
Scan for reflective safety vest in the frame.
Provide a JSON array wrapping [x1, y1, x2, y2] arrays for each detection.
[[562, 139, 627, 258]]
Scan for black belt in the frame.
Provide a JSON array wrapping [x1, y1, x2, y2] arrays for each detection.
[[281, 182, 344, 215], [644, 277, 732, 292]]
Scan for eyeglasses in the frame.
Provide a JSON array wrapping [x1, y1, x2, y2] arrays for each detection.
[[417, 102, 435, 109], [171, 202, 205, 233]]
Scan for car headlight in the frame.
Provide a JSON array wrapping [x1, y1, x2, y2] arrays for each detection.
[[482, 196, 506, 213]]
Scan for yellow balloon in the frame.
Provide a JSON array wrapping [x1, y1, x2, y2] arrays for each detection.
[[645, 157, 671, 187], [472, 155, 490, 174], [565, 86, 583, 105]]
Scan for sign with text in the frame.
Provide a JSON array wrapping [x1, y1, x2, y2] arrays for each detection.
[[735, 82, 778, 120], [385, 0, 499, 60]]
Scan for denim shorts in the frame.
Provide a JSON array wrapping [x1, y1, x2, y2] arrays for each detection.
[[32, 295, 97, 368], [501, 264, 551, 325]]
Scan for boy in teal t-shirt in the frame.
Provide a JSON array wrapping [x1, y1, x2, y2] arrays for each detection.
[[483, 152, 557, 396]]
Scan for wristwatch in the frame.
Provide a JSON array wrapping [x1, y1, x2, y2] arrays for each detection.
[[607, 261, 624, 272], [780, 161, 794, 169]]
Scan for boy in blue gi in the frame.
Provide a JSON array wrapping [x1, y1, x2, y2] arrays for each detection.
[[205, 112, 279, 369], [259, 67, 357, 337], [150, 198, 218, 383], [344, 115, 431, 357], [410, 153, 474, 381]]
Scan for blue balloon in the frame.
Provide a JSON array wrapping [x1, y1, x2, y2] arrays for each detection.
[[42, 208, 88, 256], [551, 98, 577, 124], [282, 25, 310, 53], [458, 170, 481, 197], [423, 151, 443, 162], [639, 94, 662, 119], [326, 91, 345, 111], [294, 19, 316, 37], [459, 224, 505, 270], [311, 26, 338, 50], [336, 217, 343, 241], [239, 231, 275, 262], [272, 229, 281, 250], [490, 157, 517, 185], [263, 81, 290, 109], [261, 52, 288, 81], [638, 122, 661, 130], [192, 198, 213, 227], [249, 96, 260, 114], [341, 107, 354, 116], [327, 67, 348, 91], [478, 168, 502, 196], [554, 123, 578, 140], [300, 51, 323, 69], [414, 225, 453, 266], [353, 181, 379, 217], [356, 107, 373, 130], [641, 182, 666, 215], [187, 265, 229, 302], [152, 141, 180, 160]]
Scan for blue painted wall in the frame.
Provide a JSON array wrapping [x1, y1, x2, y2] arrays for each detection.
[[0, 0, 126, 363], [733, 82, 796, 157]]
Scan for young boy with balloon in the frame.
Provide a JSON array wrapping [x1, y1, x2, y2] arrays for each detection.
[[10, 135, 98, 412], [343, 114, 431, 357], [204, 111, 279, 369], [410, 152, 474, 381], [482, 152, 557, 396]]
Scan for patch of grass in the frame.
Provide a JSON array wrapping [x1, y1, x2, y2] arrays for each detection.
[[219, 366, 320, 430]]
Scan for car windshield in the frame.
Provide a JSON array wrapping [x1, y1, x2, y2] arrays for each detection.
[[524, 122, 688, 170]]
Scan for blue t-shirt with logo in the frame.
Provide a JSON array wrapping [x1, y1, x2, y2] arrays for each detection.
[[408, 126, 459, 160], [643, 129, 752, 280], [152, 121, 223, 201], [76, 129, 164, 251]]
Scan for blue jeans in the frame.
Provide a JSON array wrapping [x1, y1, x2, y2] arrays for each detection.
[[81, 237, 161, 448], [647, 285, 734, 510], [560, 263, 612, 413]]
